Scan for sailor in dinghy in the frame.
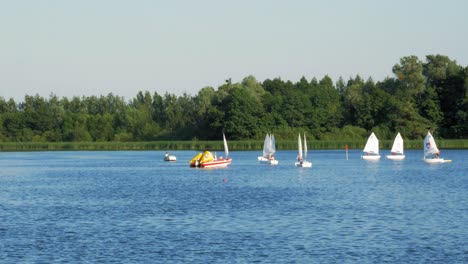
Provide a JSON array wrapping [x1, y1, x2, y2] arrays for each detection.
[[295, 133, 312, 168], [258, 133, 279, 165], [361, 132, 381, 160], [423, 131, 451, 163], [386, 132, 405, 160]]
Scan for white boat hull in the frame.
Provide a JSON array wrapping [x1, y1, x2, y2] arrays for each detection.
[[361, 155, 381, 160], [295, 161, 312, 168], [258, 156, 279, 165], [424, 158, 451, 164], [164, 155, 177, 161], [386, 155, 405, 160]]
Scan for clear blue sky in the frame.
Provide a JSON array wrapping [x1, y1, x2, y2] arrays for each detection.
[[1, 0, 467, 102]]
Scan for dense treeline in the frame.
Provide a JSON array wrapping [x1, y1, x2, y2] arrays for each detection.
[[0, 54, 467, 142]]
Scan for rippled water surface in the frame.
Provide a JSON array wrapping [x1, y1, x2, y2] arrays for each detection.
[[1, 150, 467, 263]]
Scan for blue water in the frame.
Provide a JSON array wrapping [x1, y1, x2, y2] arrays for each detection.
[[0, 150, 467, 263]]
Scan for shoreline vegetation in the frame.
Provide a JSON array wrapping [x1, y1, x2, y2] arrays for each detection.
[[0, 54, 467, 144], [0, 139, 466, 152]]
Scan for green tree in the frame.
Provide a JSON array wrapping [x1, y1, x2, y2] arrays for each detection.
[[63, 113, 92, 141], [221, 86, 264, 139], [314, 76, 342, 134], [192, 87, 216, 139], [392, 56, 426, 101], [423, 54, 466, 137]]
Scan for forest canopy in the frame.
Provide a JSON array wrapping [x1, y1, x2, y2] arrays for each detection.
[[1, 54, 467, 142]]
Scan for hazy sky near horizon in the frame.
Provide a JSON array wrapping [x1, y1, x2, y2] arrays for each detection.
[[1, 0, 467, 102]]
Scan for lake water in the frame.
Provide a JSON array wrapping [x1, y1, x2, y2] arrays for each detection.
[[0, 149, 467, 263]]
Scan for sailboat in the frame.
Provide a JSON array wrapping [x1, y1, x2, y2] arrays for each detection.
[[386, 132, 405, 160], [189, 133, 232, 168], [295, 133, 312, 167], [258, 133, 278, 165], [423, 131, 451, 163], [361, 132, 381, 160]]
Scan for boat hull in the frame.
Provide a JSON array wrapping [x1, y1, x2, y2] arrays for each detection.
[[295, 161, 312, 168], [424, 158, 451, 164], [386, 155, 405, 160], [361, 155, 381, 160], [164, 155, 177, 162], [258, 156, 279, 165], [200, 158, 232, 168]]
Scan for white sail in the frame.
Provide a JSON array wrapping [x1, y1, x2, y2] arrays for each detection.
[[297, 133, 303, 160], [223, 133, 229, 158], [262, 134, 270, 157], [258, 133, 279, 165], [390, 132, 404, 154], [363, 132, 379, 154], [270, 134, 276, 155], [424, 131, 439, 157], [262, 133, 276, 157], [304, 134, 308, 161]]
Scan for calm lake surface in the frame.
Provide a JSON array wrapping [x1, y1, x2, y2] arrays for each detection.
[[1, 149, 467, 263]]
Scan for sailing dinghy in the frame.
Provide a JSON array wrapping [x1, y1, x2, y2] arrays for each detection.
[[295, 133, 312, 168], [386, 132, 405, 160], [361, 132, 381, 160], [258, 133, 278, 165], [423, 131, 451, 163]]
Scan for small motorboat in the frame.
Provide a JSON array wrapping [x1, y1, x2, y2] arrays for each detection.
[[190, 133, 232, 168], [164, 152, 176, 162]]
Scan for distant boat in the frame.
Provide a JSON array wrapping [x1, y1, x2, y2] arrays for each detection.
[[258, 133, 278, 165], [190, 133, 232, 168], [164, 152, 176, 162], [361, 132, 381, 160], [423, 131, 451, 163], [295, 133, 312, 168], [386, 133, 405, 160]]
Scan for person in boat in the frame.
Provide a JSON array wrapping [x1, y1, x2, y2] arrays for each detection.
[[165, 152, 169, 158], [297, 155, 303, 164], [434, 152, 440, 159], [268, 154, 275, 160]]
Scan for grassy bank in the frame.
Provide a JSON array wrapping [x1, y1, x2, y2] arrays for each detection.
[[0, 139, 467, 151]]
